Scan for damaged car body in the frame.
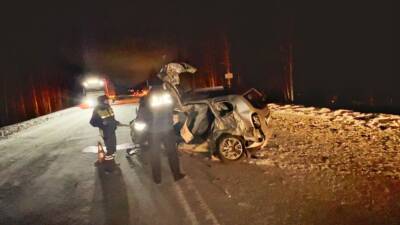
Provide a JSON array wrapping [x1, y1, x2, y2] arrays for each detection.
[[178, 90, 271, 161], [130, 62, 271, 161]]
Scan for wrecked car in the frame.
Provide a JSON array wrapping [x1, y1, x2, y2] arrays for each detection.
[[176, 88, 271, 161], [130, 62, 271, 161]]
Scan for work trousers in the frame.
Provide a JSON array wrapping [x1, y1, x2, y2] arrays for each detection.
[[149, 131, 181, 183], [102, 127, 117, 156]]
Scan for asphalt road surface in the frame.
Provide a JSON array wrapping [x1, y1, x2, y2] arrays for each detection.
[[0, 104, 261, 225], [0, 104, 399, 225]]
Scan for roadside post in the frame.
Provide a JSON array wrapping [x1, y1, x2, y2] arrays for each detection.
[[225, 72, 233, 89]]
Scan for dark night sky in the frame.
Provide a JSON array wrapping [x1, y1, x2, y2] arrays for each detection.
[[0, 0, 396, 112]]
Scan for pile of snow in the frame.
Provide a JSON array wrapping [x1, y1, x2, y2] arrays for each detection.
[[251, 103, 400, 179], [0, 107, 79, 139], [268, 103, 400, 130]]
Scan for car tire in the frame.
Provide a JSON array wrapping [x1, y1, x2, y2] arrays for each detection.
[[217, 135, 245, 162]]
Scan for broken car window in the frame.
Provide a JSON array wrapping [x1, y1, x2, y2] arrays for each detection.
[[243, 89, 267, 109], [215, 102, 233, 117]]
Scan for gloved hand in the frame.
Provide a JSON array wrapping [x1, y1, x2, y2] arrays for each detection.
[[172, 114, 179, 125]]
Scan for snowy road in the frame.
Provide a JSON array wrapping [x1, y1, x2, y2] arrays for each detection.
[[0, 104, 399, 225], [0, 104, 219, 225], [0, 104, 267, 225]]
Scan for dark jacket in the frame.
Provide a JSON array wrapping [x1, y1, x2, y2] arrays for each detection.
[[90, 104, 119, 131], [136, 86, 174, 133]]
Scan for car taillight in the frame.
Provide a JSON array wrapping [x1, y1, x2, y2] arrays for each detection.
[[265, 116, 271, 126], [252, 114, 261, 128], [264, 110, 271, 125]]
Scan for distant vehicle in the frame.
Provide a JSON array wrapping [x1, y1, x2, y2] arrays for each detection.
[[130, 63, 271, 161], [129, 89, 149, 97], [80, 77, 116, 109]]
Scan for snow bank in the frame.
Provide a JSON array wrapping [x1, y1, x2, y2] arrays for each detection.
[[0, 107, 79, 139], [251, 103, 400, 179], [268, 103, 400, 130]]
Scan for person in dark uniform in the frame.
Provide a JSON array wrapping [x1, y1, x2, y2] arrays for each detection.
[[138, 81, 185, 184], [90, 95, 120, 161]]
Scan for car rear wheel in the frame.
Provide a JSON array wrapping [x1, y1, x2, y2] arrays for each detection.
[[218, 135, 245, 162]]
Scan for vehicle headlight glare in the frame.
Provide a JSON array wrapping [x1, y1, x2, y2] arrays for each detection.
[[134, 121, 147, 131], [85, 98, 97, 107]]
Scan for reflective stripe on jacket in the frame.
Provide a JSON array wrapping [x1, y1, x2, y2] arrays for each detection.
[[90, 105, 118, 131], [97, 107, 115, 119]]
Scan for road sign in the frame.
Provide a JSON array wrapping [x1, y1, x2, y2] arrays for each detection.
[[225, 73, 233, 79]]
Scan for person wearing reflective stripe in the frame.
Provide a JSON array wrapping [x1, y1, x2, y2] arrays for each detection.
[[90, 95, 120, 160], [139, 79, 185, 184]]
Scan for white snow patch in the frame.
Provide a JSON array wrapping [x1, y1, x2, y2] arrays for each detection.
[[254, 159, 276, 167], [268, 103, 400, 130], [0, 107, 80, 139], [82, 142, 135, 153]]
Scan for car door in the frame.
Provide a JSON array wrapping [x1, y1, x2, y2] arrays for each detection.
[[212, 101, 238, 130], [179, 102, 214, 143]]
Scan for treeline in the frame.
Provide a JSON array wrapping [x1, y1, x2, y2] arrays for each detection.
[[0, 68, 75, 127]]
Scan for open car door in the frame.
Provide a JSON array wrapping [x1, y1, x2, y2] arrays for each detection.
[[179, 103, 215, 144], [158, 62, 197, 111]]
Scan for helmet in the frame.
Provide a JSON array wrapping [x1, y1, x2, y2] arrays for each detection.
[[97, 95, 109, 105]]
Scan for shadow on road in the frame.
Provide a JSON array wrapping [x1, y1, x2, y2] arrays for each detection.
[[94, 162, 130, 225]]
